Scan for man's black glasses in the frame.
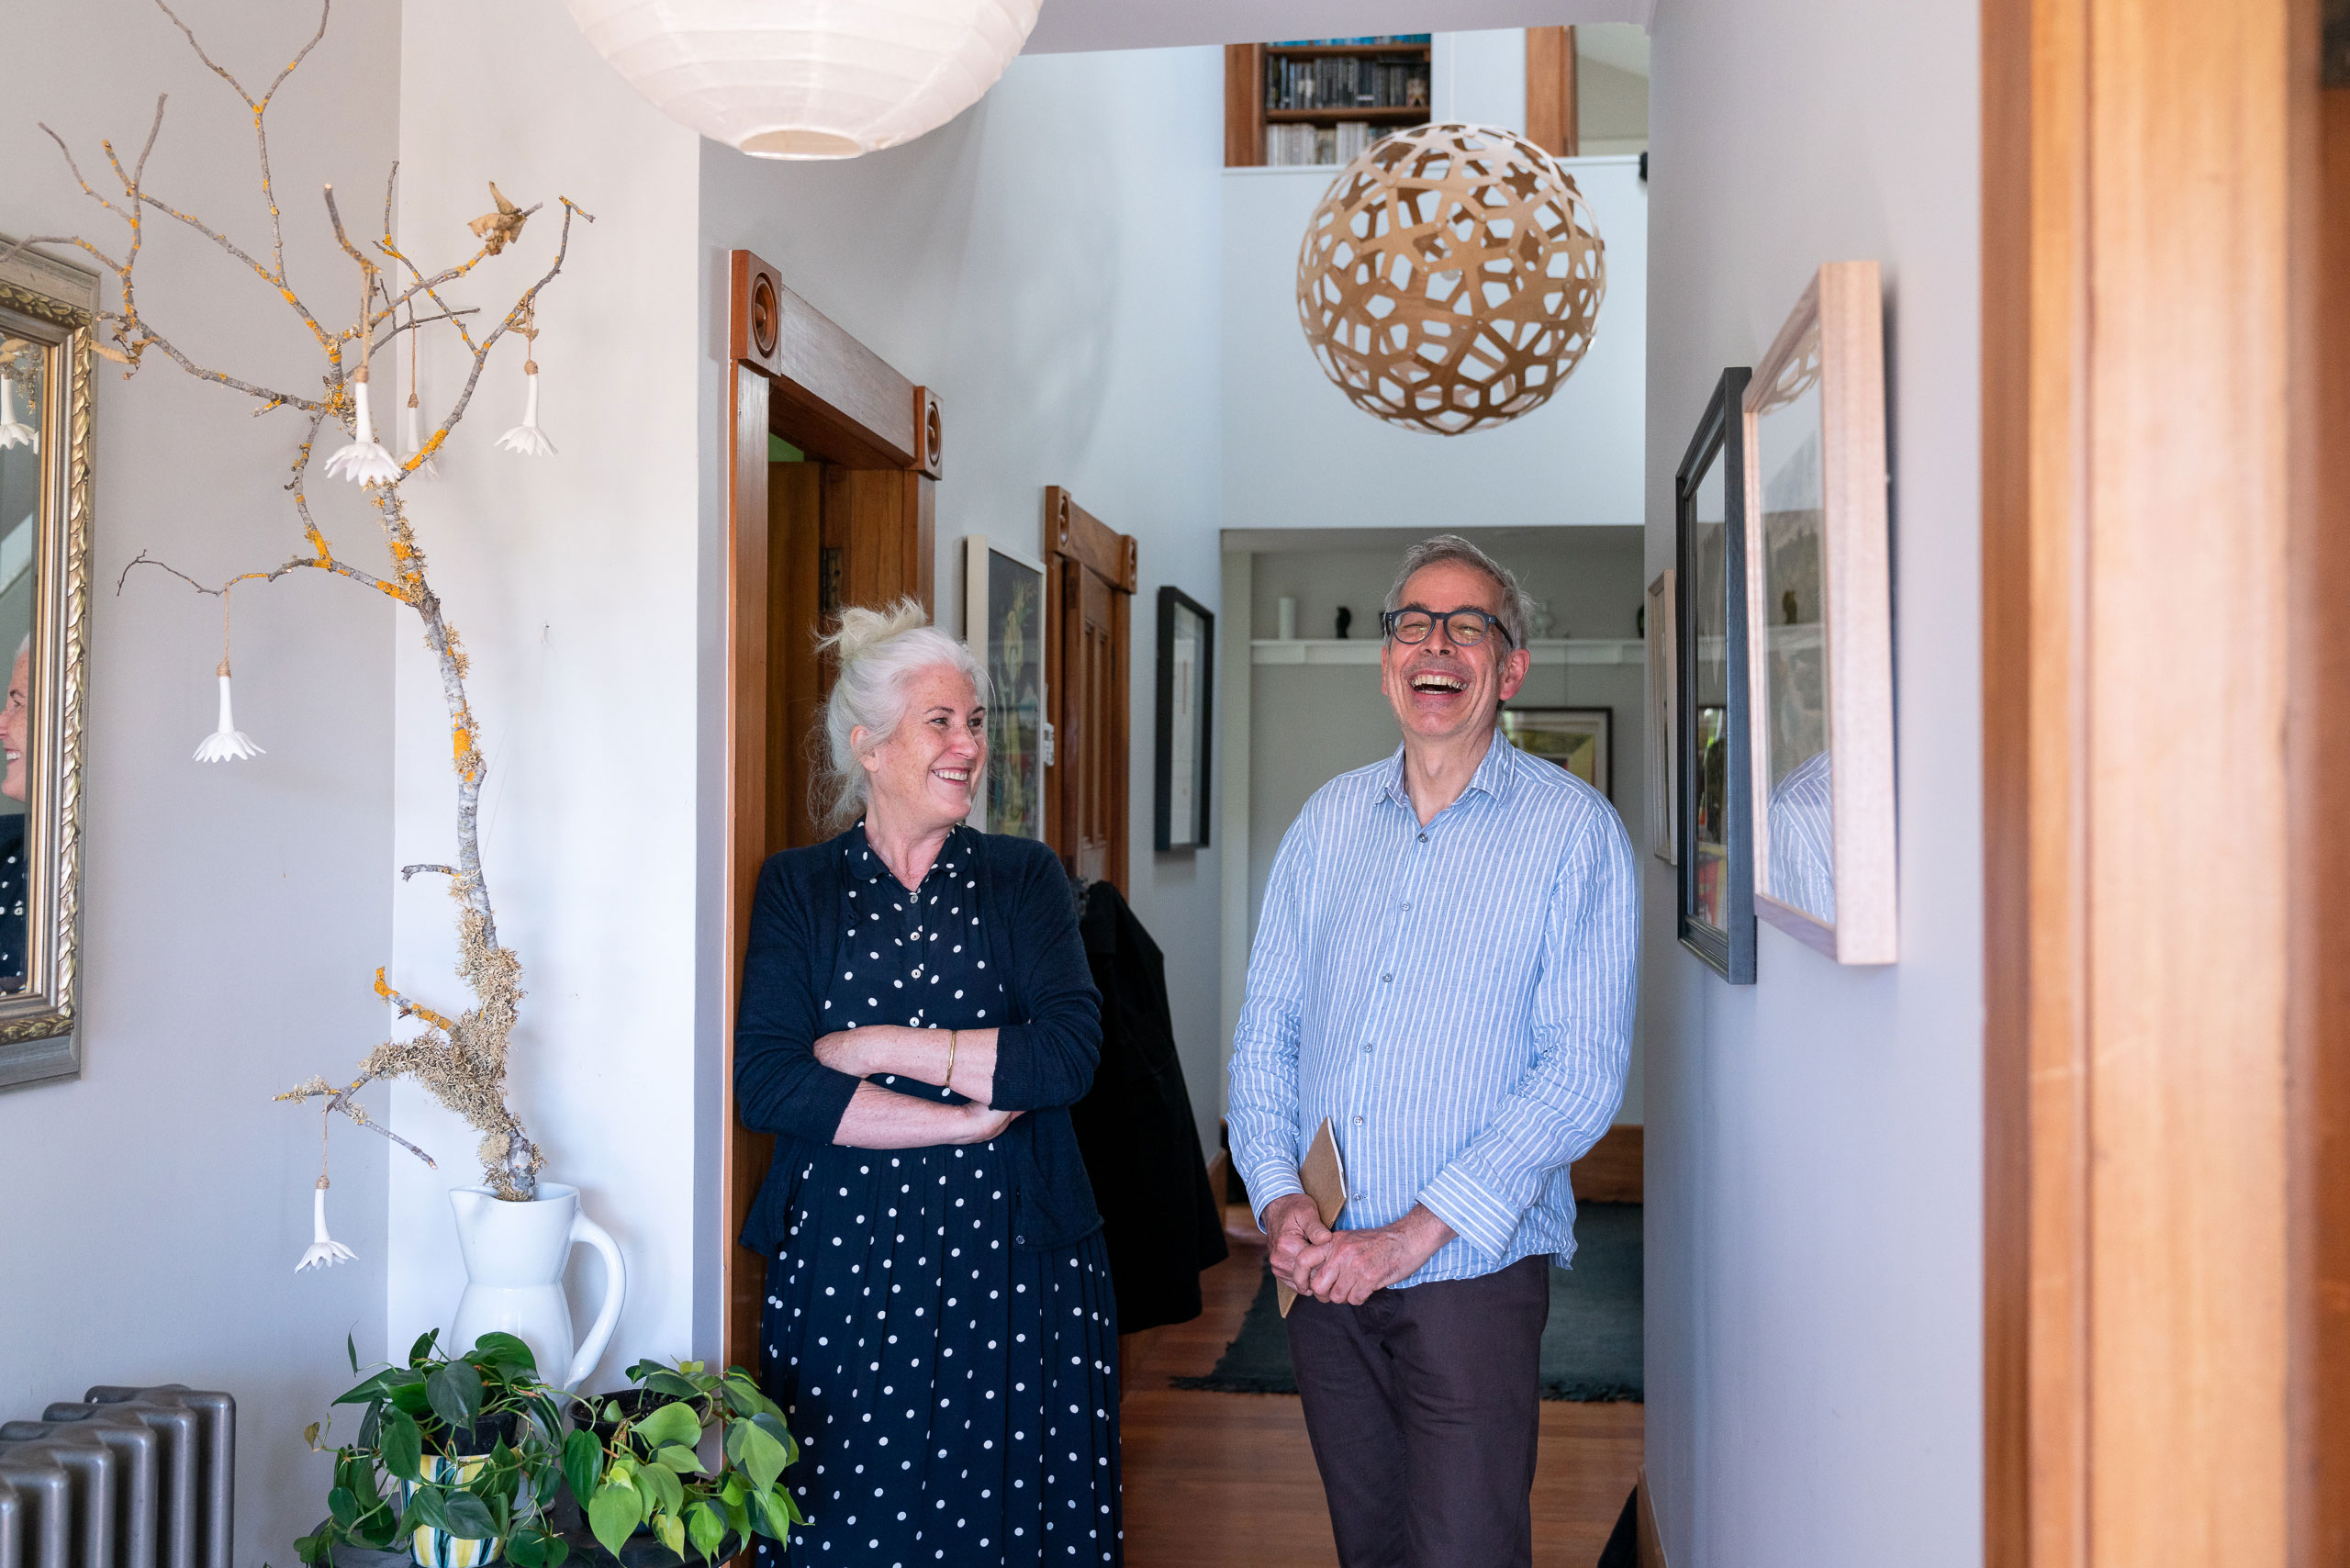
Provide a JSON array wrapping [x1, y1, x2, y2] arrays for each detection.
[[1381, 606, 1515, 648]]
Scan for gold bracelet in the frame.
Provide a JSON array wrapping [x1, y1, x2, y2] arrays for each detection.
[[944, 1029, 959, 1090]]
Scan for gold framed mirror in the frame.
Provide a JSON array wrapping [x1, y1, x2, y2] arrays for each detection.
[[0, 238, 95, 1088]]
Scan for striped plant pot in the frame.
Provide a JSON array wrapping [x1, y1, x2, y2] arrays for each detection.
[[402, 1456, 504, 1568]]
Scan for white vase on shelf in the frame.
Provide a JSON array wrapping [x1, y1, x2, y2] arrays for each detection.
[[446, 1182, 626, 1391]]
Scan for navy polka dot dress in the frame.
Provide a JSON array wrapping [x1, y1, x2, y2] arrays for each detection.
[[759, 824, 1123, 1567]]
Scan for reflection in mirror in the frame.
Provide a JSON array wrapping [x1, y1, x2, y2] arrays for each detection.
[[1689, 439, 1729, 935], [0, 238, 95, 1089], [1755, 328, 1836, 924], [0, 328, 46, 991]]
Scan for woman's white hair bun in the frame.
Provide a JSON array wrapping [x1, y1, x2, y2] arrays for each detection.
[[817, 599, 931, 667]]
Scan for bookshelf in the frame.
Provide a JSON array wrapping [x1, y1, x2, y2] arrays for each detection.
[[1224, 37, 1432, 169], [1224, 29, 1583, 170]]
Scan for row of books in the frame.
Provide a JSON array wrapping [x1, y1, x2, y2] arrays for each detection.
[[1264, 121, 1386, 167], [1268, 35, 1432, 47], [1266, 56, 1431, 111]]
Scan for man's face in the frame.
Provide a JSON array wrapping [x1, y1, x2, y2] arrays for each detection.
[[1378, 560, 1532, 749]]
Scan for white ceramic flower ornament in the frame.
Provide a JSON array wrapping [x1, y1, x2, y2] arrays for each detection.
[[194, 660, 264, 762], [194, 595, 263, 762], [323, 265, 401, 486], [496, 304, 556, 457], [296, 1176, 357, 1271], [0, 373, 35, 452]]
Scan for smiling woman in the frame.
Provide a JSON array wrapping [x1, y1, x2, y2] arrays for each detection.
[[732, 598, 1120, 1566]]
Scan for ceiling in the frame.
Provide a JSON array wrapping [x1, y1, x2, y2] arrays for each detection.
[[1023, 0, 1651, 55]]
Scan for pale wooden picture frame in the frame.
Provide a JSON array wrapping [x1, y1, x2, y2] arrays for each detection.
[[1645, 570, 1676, 864], [1740, 261, 1896, 963]]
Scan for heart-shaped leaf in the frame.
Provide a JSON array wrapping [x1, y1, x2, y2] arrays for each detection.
[[441, 1490, 498, 1541], [749, 1411, 797, 1466], [654, 1443, 704, 1475], [632, 1400, 701, 1452], [381, 1409, 424, 1483], [587, 1485, 638, 1558], [687, 1500, 726, 1562], [426, 1360, 484, 1433], [735, 1420, 788, 1493], [562, 1429, 603, 1506], [468, 1332, 539, 1379], [328, 1486, 359, 1527], [408, 1329, 442, 1367], [654, 1514, 686, 1560]]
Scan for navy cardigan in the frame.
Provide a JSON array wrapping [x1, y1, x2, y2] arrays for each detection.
[[734, 828, 1106, 1257]]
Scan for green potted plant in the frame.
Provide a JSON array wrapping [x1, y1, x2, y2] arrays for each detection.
[[564, 1360, 804, 1562], [297, 1331, 570, 1568]]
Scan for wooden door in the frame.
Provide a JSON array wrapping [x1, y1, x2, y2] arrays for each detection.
[[726, 251, 941, 1379], [1045, 487, 1136, 892]]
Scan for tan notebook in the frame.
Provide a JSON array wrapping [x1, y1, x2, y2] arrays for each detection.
[[1276, 1117, 1348, 1317]]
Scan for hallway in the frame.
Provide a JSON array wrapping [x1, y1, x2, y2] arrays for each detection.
[[1119, 1219, 1647, 1566]]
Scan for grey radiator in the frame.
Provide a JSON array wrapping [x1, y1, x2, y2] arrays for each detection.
[[0, 1386, 233, 1568]]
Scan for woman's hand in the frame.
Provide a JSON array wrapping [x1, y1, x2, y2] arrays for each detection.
[[950, 1103, 1023, 1145]]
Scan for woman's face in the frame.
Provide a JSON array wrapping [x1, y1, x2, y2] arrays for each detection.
[[856, 663, 986, 833], [2, 646, 28, 803]]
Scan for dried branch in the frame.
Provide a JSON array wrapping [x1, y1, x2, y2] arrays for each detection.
[[275, 1074, 438, 1169], [39, 0, 587, 1200]]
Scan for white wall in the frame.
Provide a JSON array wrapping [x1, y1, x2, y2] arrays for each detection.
[[1640, 0, 1983, 1562], [390, 0, 706, 1384], [698, 45, 1230, 1159], [2, 1, 399, 1560], [1221, 154, 1647, 531]]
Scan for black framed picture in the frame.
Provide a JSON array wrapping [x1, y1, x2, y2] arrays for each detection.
[[1676, 366, 1757, 983], [963, 535, 1047, 840], [1154, 586, 1214, 852]]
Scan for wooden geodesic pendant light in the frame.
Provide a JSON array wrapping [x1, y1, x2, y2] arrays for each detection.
[[1296, 122, 1606, 435]]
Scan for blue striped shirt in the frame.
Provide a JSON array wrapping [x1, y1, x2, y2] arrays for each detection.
[[1226, 730, 1639, 1287]]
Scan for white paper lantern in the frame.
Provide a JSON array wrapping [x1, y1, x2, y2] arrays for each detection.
[[565, 0, 1042, 160]]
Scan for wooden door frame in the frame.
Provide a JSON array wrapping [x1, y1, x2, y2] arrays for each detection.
[[1043, 486, 1137, 894], [1981, 0, 2324, 1563], [722, 249, 942, 1375]]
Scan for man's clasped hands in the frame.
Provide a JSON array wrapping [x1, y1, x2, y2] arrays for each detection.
[[1259, 1193, 1459, 1308]]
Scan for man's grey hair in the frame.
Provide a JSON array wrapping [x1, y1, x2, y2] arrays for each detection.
[[1382, 534, 1537, 649]]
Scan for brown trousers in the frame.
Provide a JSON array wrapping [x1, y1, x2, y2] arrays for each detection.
[[1284, 1255, 1551, 1568]]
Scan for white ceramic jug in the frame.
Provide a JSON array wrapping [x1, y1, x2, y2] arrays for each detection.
[[446, 1182, 625, 1392]]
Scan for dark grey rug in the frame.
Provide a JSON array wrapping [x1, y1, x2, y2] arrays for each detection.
[[1171, 1202, 1642, 1402]]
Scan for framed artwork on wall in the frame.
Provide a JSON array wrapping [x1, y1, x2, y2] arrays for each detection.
[[1153, 586, 1214, 852], [962, 534, 1047, 841], [0, 239, 95, 1091], [1676, 367, 1757, 983], [1645, 570, 1676, 864], [1740, 262, 1897, 964], [1502, 707, 1612, 799]]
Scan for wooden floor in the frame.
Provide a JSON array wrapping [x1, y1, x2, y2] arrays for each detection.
[[1117, 1214, 1644, 1567]]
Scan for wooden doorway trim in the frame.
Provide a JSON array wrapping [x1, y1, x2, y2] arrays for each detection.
[[723, 250, 942, 1375], [1044, 487, 1137, 893], [1981, 1, 2314, 1563]]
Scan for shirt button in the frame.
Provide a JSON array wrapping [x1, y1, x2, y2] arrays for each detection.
[[1352, 1116, 1364, 1126], [1014, 1235, 1025, 1245], [1362, 1043, 1373, 1053], [1417, 833, 1428, 843], [1401, 902, 1411, 912], [1381, 972, 1393, 982]]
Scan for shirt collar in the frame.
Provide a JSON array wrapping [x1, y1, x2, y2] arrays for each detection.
[[1379, 728, 1520, 814]]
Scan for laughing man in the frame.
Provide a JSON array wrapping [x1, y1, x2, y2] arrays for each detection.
[[1226, 533, 1638, 1568]]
